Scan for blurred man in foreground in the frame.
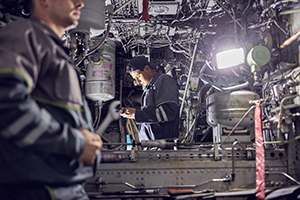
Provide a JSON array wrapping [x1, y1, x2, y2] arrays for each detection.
[[0, 0, 102, 199]]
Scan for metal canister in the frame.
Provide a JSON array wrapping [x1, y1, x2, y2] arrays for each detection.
[[85, 41, 116, 102], [206, 90, 259, 127]]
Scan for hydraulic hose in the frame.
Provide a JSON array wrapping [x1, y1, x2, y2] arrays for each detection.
[[265, 94, 300, 144]]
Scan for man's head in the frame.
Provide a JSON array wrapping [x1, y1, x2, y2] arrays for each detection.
[[127, 56, 156, 86], [30, 0, 84, 37]]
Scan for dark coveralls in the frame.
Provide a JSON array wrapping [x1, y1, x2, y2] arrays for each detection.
[[135, 70, 180, 141], [0, 18, 97, 200]]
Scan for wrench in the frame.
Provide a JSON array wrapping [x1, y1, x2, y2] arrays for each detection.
[[96, 100, 121, 135]]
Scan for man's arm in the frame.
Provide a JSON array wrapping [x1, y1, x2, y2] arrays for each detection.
[[120, 107, 136, 119], [0, 74, 100, 163]]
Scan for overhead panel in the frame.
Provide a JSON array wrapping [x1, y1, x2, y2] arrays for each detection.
[[137, 0, 181, 16]]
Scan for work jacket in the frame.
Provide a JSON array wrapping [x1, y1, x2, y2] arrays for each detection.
[[0, 18, 97, 186], [135, 70, 180, 141]]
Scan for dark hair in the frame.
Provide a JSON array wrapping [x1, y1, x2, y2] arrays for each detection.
[[20, 0, 33, 16], [23, 0, 33, 11], [0, 0, 33, 17]]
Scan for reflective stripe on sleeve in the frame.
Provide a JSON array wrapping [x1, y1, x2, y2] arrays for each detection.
[[18, 108, 51, 147], [159, 106, 168, 121], [1, 103, 39, 138], [156, 108, 162, 122]]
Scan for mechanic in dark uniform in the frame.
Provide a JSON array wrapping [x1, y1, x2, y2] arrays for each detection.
[[0, 0, 102, 199], [121, 56, 180, 142]]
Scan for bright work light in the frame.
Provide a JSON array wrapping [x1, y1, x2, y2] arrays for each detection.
[[215, 47, 245, 69]]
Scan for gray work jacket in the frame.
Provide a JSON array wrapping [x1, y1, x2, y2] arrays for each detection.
[[0, 18, 97, 186]]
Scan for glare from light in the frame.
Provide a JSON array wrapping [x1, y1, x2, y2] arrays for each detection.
[[216, 47, 245, 69]]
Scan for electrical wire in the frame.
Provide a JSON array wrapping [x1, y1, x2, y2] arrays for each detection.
[[215, 0, 244, 30]]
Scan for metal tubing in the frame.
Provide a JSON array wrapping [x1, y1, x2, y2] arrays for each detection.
[[266, 172, 300, 185], [179, 39, 199, 118], [275, 94, 299, 143], [149, 178, 230, 189], [75, 13, 113, 67], [113, 0, 135, 15], [231, 140, 245, 182]]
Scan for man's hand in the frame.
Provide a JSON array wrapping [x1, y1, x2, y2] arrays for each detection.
[[120, 107, 136, 119], [78, 127, 102, 165]]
